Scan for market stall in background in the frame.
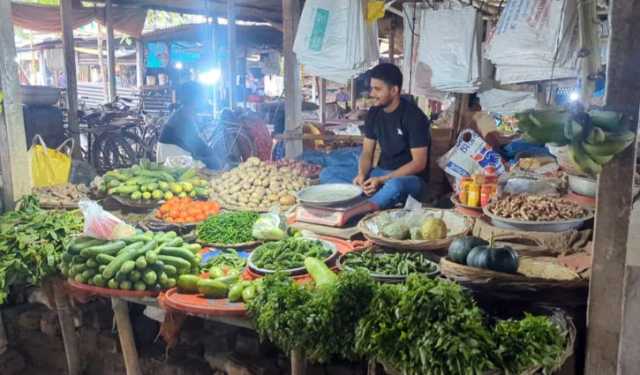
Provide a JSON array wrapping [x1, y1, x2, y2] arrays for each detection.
[[0, 1, 639, 375]]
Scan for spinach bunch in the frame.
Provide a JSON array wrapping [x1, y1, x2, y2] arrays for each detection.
[[0, 196, 83, 303], [494, 314, 566, 374], [355, 275, 497, 375]]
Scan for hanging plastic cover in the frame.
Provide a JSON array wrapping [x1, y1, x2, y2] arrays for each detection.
[[417, 4, 481, 93], [293, 0, 379, 84]]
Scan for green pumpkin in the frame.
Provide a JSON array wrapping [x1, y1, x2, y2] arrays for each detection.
[[448, 236, 488, 265], [466, 245, 491, 269], [488, 246, 519, 274], [466, 239, 520, 274]]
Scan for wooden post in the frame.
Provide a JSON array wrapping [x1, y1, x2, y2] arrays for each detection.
[[97, 24, 108, 99], [350, 79, 357, 111], [0, 0, 31, 210], [111, 298, 142, 375], [319, 78, 326, 124], [227, 0, 237, 109], [584, 1, 640, 374], [135, 40, 144, 91], [577, 0, 601, 102], [283, 0, 303, 158], [291, 349, 306, 375], [53, 281, 81, 375], [105, 0, 117, 102], [60, 0, 80, 156]]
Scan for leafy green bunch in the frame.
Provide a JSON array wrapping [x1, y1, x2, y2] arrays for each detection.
[[0, 196, 83, 303]]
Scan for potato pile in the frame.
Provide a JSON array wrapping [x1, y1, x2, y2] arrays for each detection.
[[211, 157, 310, 210]]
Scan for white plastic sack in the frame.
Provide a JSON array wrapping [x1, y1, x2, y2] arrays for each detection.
[[293, 0, 379, 84], [438, 130, 507, 180], [485, 0, 579, 84], [417, 5, 481, 93], [478, 88, 539, 114]]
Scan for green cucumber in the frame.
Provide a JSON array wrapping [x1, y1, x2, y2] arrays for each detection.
[[162, 264, 177, 277], [71, 255, 88, 265], [123, 233, 154, 244], [81, 240, 127, 258], [133, 281, 147, 291], [74, 274, 87, 283], [185, 243, 202, 253], [99, 265, 107, 273], [157, 255, 191, 271], [143, 270, 158, 286], [159, 247, 197, 265], [115, 271, 128, 282], [135, 256, 147, 270], [69, 238, 106, 253], [92, 274, 106, 288], [119, 281, 132, 290], [69, 264, 87, 277], [107, 278, 119, 289], [62, 253, 74, 263], [120, 260, 136, 274], [158, 272, 170, 287], [85, 258, 99, 268], [96, 254, 116, 265], [103, 240, 157, 279], [129, 270, 142, 282]]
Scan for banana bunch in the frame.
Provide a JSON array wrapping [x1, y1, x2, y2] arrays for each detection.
[[516, 109, 635, 177]]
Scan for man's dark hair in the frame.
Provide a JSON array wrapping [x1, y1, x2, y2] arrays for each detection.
[[369, 63, 403, 90]]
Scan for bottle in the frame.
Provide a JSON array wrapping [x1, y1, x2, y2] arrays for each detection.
[[481, 184, 494, 207], [467, 181, 481, 207], [458, 177, 472, 204]]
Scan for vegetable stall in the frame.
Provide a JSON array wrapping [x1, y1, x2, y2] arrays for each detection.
[[0, 0, 639, 374]]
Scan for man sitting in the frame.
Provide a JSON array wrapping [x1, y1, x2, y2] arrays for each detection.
[[320, 63, 432, 211]]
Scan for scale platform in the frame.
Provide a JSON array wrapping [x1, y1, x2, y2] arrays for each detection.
[[295, 198, 371, 227]]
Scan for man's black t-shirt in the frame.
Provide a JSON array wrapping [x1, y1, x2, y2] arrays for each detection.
[[363, 98, 431, 177]]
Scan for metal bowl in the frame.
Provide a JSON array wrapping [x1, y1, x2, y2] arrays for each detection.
[[296, 183, 363, 207], [247, 239, 338, 276], [568, 175, 597, 197], [482, 206, 594, 232]]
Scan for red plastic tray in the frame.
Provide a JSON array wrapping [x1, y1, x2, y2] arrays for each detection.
[[66, 279, 160, 299], [159, 288, 247, 317]]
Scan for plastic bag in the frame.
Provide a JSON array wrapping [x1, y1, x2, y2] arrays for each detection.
[[252, 211, 288, 241], [78, 200, 136, 240], [438, 129, 507, 180], [30, 135, 72, 188]]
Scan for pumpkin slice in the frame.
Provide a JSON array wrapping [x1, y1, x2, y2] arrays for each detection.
[[518, 258, 580, 280]]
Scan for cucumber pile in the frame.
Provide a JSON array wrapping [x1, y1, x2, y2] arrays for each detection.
[[60, 231, 201, 292], [99, 160, 210, 203]]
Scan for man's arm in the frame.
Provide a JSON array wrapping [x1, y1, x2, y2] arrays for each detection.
[[362, 147, 428, 196], [354, 137, 376, 186]]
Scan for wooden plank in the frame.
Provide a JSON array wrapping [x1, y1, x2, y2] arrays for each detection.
[[319, 78, 326, 124], [0, 0, 31, 210], [105, 0, 117, 102], [577, 0, 601, 102], [111, 297, 142, 375], [584, 0, 640, 374], [136, 40, 144, 90], [60, 0, 81, 157], [227, 0, 237, 109], [283, 0, 303, 158], [53, 280, 81, 375]]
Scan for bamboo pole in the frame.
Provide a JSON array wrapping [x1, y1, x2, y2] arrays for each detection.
[[111, 297, 142, 375], [53, 281, 81, 375]]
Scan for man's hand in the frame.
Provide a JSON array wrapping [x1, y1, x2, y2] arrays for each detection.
[[353, 174, 367, 187], [363, 176, 385, 196]]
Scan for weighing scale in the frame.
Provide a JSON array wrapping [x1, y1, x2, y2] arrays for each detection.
[[294, 197, 371, 227]]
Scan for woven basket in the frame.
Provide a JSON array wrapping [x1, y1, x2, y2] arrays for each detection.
[[379, 309, 576, 375], [358, 209, 474, 251]]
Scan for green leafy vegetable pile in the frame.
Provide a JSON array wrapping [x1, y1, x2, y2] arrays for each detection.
[[494, 314, 566, 374], [342, 250, 438, 276], [247, 269, 376, 363], [0, 196, 83, 303], [196, 212, 259, 244], [248, 270, 568, 374], [251, 238, 332, 271]]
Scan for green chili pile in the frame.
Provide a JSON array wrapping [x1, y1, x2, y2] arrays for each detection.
[[342, 250, 438, 276], [196, 211, 259, 244], [251, 238, 332, 271]]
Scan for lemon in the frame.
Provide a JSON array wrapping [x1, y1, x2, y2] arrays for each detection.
[[142, 192, 152, 200], [178, 192, 188, 198], [163, 191, 174, 200], [152, 190, 163, 200], [182, 182, 194, 193], [159, 181, 169, 191], [170, 183, 183, 194]]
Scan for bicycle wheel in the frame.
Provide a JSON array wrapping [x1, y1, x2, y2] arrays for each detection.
[[92, 130, 144, 173], [210, 127, 256, 166]]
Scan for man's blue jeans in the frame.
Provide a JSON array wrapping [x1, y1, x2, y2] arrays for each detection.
[[320, 166, 424, 209]]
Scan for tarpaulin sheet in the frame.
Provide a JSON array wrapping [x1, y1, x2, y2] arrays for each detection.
[[11, 3, 147, 37]]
